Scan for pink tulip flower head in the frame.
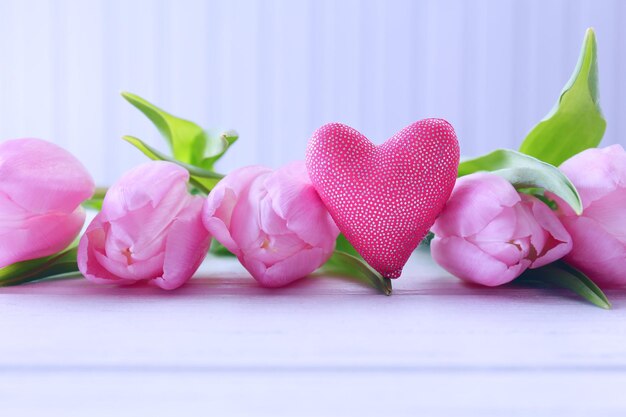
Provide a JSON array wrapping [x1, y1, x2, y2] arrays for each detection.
[[555, 145, 626, 287], [78, 161, 210, 290], [431, 173, 572, 286], [203, 161, 339, 287], [0, 138, 94, 267]]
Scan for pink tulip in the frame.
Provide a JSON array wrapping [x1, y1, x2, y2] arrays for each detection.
[[431, 173, 572, 286], [78, 161, 210, 290], [203, 161, 339, 287], [554, 145, 626, 287], [0, 138, 94, 267]]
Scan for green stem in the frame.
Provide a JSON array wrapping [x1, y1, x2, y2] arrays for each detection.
[[93, 186, 108, 200], [0, 246, 81, 287], [189, 177, 212, 195], [82, 187, 107, 211], [123, 135, 225, 180]]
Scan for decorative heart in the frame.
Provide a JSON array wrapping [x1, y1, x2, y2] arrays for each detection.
[[305, 119, 460, 278]]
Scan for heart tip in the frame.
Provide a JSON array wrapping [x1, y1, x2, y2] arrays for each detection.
[[382, 270, 402, 279]]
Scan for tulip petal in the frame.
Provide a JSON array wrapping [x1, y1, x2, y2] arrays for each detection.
[[78, 219, 138, 286], [204, 165, 271, 255], [204, 163, 339, 288], [265, 161, 339, 248], [204, 186, 241, 256], [106, 182, 188, 259], [528, 197, 572, 268], [433, 173, 520, 238], [229, 174, 268, 251], [431, 235, 530, 286], [516, 198, 548, 257], [80, 212, 167, 283], [258, 193, 291, 236], [243, 247, 328, 287], [101, 161, 189, 221], [583, 188, 626, 244], [474, 239, 528, 267], [563, 216, 626, 286], [560, 145, 626, 208], [0, 139, 94, 214], [245, 232, 308, 267], [472, 206, 518, 242], [157, 199, 211, 290], [0, 207, 85, 268], [79, 161, 209, 289], [0, 191, 32, 226], [94, 247, 165, 282]]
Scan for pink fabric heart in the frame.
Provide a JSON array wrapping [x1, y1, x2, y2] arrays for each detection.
[[305, 119, 460, 278]]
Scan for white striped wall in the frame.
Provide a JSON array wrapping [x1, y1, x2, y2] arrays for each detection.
[[0, 0, 623, 185]]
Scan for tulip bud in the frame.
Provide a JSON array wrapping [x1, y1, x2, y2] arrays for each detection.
[[203, 161, 339, 287], [556, 145, 626, 287], [431, 173, 572, 286], [78, 161, 210, 290], [0, 138, 94, 267]]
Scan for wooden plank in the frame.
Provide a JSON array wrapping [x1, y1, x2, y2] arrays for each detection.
[[0, 250, 623, 371], [1, 251, 624, 415], [2, 370, 625, 416]]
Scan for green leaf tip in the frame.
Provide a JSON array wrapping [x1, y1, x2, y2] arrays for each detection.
[[519, 28, 606, 167], [518, 261, 611, 309], [222, 129, 239, 144], [458, 149, 583, 215], [201, 130, 240, 171], [561, 28, 599, 105]]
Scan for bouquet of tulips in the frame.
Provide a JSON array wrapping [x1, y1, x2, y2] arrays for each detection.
[[0, 29, 622, 309]]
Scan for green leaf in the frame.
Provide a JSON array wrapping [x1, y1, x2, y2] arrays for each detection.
[[123, 135, 223, 194], [517, 261, 611, 309], [519, 28, 606, 166], [420, 231, 435, 248], [209, 239, 236, 257], [201, 130, 239, 171], [122, 92, 208, 166], [334, 233, 361, 258], [316, 250, 392, 295], [0, 245, 81, 287], [458, 149, 582, 215], [81, 187, 107, 211]]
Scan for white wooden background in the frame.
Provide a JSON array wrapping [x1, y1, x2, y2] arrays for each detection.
[[0, 0, 624, 185]]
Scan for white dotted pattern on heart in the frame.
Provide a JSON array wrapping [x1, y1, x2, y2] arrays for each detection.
[[305, 119, 460, 278]]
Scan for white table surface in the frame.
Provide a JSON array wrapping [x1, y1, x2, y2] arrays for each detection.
[[1, 248, 625, 416]]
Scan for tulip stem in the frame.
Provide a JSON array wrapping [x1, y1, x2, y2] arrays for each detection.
[[93, 187, 108, 200], [82, 187, 108, 210], [189, 177, 213, 195], [0, 245, 81, 287]]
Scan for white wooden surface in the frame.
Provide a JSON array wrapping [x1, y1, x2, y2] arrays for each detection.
[[1, 249, 625, 416]]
